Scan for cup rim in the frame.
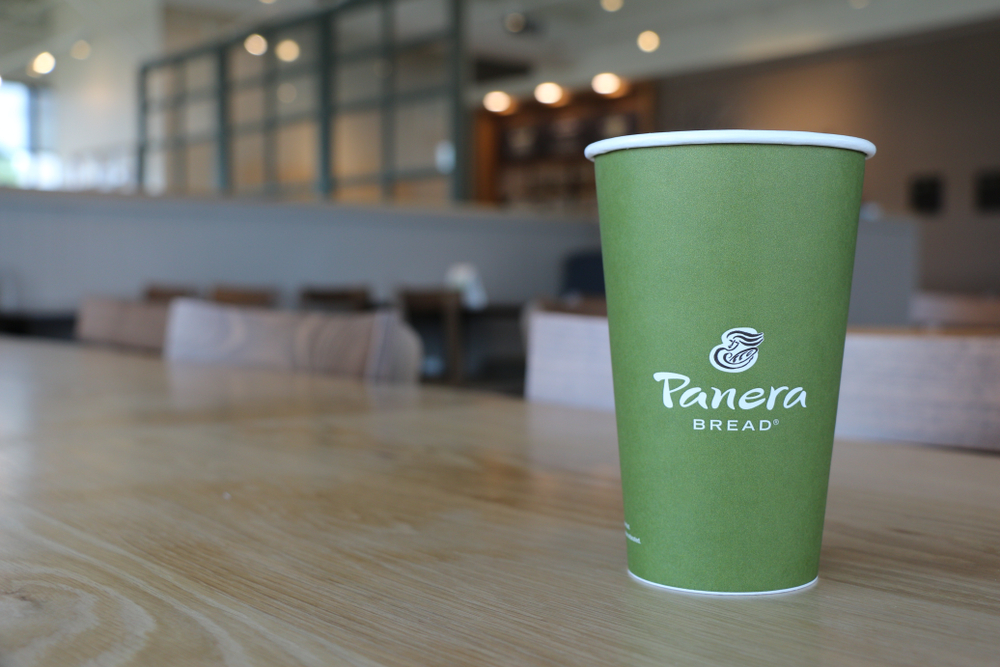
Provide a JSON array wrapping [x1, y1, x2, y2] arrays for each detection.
[[584, 130, 876, 161]]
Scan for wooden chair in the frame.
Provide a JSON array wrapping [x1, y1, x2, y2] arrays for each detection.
[[210, 285, 278, 308], [76, 296, 170, 353], [398, 288, 463, 384], [299, 286, 373, 312], [164, 298, 421, 383], [143, 284, 199, 304], [534, 296, 607, 317]]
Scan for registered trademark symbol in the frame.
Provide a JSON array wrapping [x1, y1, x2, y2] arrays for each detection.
[[773, 419, 779, 425]]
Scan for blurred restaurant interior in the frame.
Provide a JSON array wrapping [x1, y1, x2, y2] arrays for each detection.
[[1, 0, 999, 404], [1, 1, 1000, 659]]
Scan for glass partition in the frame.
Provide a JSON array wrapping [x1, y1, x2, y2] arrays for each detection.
[[138, 0, 462, 204]]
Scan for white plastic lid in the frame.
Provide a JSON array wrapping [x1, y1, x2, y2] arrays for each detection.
[[585, 130, 876, 161]]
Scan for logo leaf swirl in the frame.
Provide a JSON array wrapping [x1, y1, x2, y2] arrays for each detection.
[[709, 327, 764, 373]]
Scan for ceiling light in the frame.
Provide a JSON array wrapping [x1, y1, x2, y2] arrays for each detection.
[[601, 0, 623, 11], [70, 40, 91, 60], [32, 52, 56, 75], [591, 72, 623, 96], [260, 0, 277, 4], [637, 30, 660, 53], [504, 13, 526, 33], [483, 91, 513, 114], [849, 0, 870, 7], [276, 39, 300, 62], [245, 34, 267, 56], [534, 82, 564, 105]]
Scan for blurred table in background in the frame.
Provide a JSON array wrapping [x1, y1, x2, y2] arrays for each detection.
[[0, 337, 997, 665], [399, 288, 464, 384], [400, 289, 524, 389]]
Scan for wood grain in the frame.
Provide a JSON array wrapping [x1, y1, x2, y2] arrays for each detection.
[[0, 337, 997, 666]]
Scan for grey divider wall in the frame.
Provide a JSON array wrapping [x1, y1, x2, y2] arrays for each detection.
[[847, 216, 919, 326], [0, 189, 600, 311]]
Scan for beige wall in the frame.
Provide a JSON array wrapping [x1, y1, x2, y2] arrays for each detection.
[[657, 20, 1000, 293], [163, 6, 238, 55], [52, 0, 162, 161]]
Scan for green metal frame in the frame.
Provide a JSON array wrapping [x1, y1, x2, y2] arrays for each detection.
[[137, 0, 465, 201]]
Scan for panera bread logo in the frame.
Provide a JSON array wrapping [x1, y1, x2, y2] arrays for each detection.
[[710, 327, 763, 373], [653, 327, 806, 431]]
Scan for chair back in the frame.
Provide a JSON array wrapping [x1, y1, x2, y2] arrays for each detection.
[[210, 285, 278, 308], [524, 305, 615, 411], [526, 307, 1000, 451], [144, 284, 199, 303], [299, 286, 372, 312], [76, 297, 170, 352], [835, 330, 1000, 450], [910, 291, 1000, 327], [164, 298, 421, 383]]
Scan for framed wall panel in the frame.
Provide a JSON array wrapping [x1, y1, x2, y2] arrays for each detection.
[[138, 0, 464, 202]]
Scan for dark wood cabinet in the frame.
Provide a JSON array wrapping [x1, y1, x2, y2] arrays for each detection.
[[473, 81, 656, 215]]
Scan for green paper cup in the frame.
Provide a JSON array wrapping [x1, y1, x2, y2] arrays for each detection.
[[586, 130, 876, 595]]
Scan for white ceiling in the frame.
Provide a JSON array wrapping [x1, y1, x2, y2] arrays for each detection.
[[167, 0, 1000, 96], [0, 0, 57, 58], [466, 0, 1000, 96], [3, 0, 1000, 89], [163, 0, 317, 23]]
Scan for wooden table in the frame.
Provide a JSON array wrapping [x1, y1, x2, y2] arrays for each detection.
[[0, 338, 997, 665]]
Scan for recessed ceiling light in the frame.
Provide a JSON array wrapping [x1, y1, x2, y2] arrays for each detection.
[[32, 51, 56, 75], [504, 12, 526, 33], [71, 40, 91, 60], [483, 91, 513, 114], [534, 82, 564, 105], [592, 72, 623, 96], [276, 39, 300, 62], [637, 30, 660, 53], [244, 34, 268, 56], [260, 0, 277, 4], [601, 0, 623, 11]]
